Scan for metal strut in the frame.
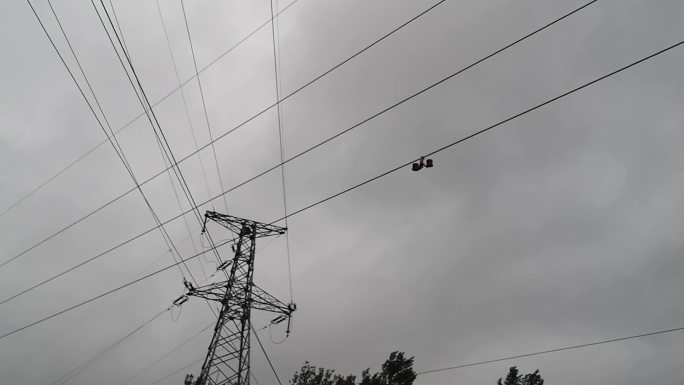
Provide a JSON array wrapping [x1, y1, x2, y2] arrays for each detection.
[[184, 211, 294, 385]]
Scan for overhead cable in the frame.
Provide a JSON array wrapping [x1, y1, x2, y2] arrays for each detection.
[[38, 0, 197, 283], [149, 324, 684, 384], [417, 326, 684, 375], [48, 306, 170, 385], [148, 356, 203, 385], [251, 321, 284, 385], [125, 319, 275, 385], [109, 0, 209, 279], [90, 0, 223, 313], [180, 0, 230, 214], [0, 0, 592, 306], [269, 0, 295, 302], [0, 0, 445, 270], [90, 0, 225, 273], [154, 0, 215, 208], [1, 36, 681, 341], [0, 0, 301, 219], [0, 0, 606, 306], [118, 321, 214, 385]]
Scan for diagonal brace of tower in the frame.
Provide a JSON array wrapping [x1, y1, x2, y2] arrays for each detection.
[[182, 211, 295, 385]]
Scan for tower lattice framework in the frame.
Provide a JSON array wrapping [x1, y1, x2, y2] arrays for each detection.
[[184, 211, 294, 385]]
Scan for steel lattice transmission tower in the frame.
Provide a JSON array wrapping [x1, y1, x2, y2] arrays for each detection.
[[182, 211, 295, 385]]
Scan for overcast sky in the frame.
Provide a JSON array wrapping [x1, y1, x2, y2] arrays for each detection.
[[1, 0, 684, 384]]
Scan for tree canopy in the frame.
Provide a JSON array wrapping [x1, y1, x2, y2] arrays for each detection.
[[497, 366, 544, 385], [290, 351, 417, 385]]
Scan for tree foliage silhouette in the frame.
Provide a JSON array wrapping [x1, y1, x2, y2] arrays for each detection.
[[497, 366, 544, 385], [290, 351, 416, 385]]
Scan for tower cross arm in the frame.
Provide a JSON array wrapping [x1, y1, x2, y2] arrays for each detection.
[[204, 211, 286, 238], [184, 281, 227, 302], [251, 284, 295, 315]]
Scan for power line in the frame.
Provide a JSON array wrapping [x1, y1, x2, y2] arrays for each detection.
[[38, 0, 197, 284], [0, 0, 458, 310], [0, 0, 460, 354], [268, 0, 294, 302], [251, 371, 264, 385], [154, 0, 214, 209], [104, 0, 204, 265], [0, 0, 602, 308], [147, 323, 684, 384], [114, 241, 282, 385], [90, 0, 224, 316], [30, 2, 217, 337], [23, 0, 238, 289], [0, 0, 450, 312], [118, 321, 213, 385], [145, 359, 266, 385], [113, 0, 209, 279], [0, 0, 444, 271], [0, 246, 202, 341], [149, 360, 264, 385], [270, 39, 684, 223], [173, 0, 235, 280], [89, 0, 200, 226], [106, 0, 131, 59], [10, 0, 224, 311], [156, 136, 208, 279], [127, 319, 274, 385], [0, 0, 301, 220], [179, 0, 230, 215], [90, 0, 224, 272], [417, 326, 684, 376], [148, 356, 203, 385], [252, 321, 284, 385], [1, 36, 680, 342], [0, 0, 597, 312], [49, 306, 170, 385], [38, 0, 219, 336]]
